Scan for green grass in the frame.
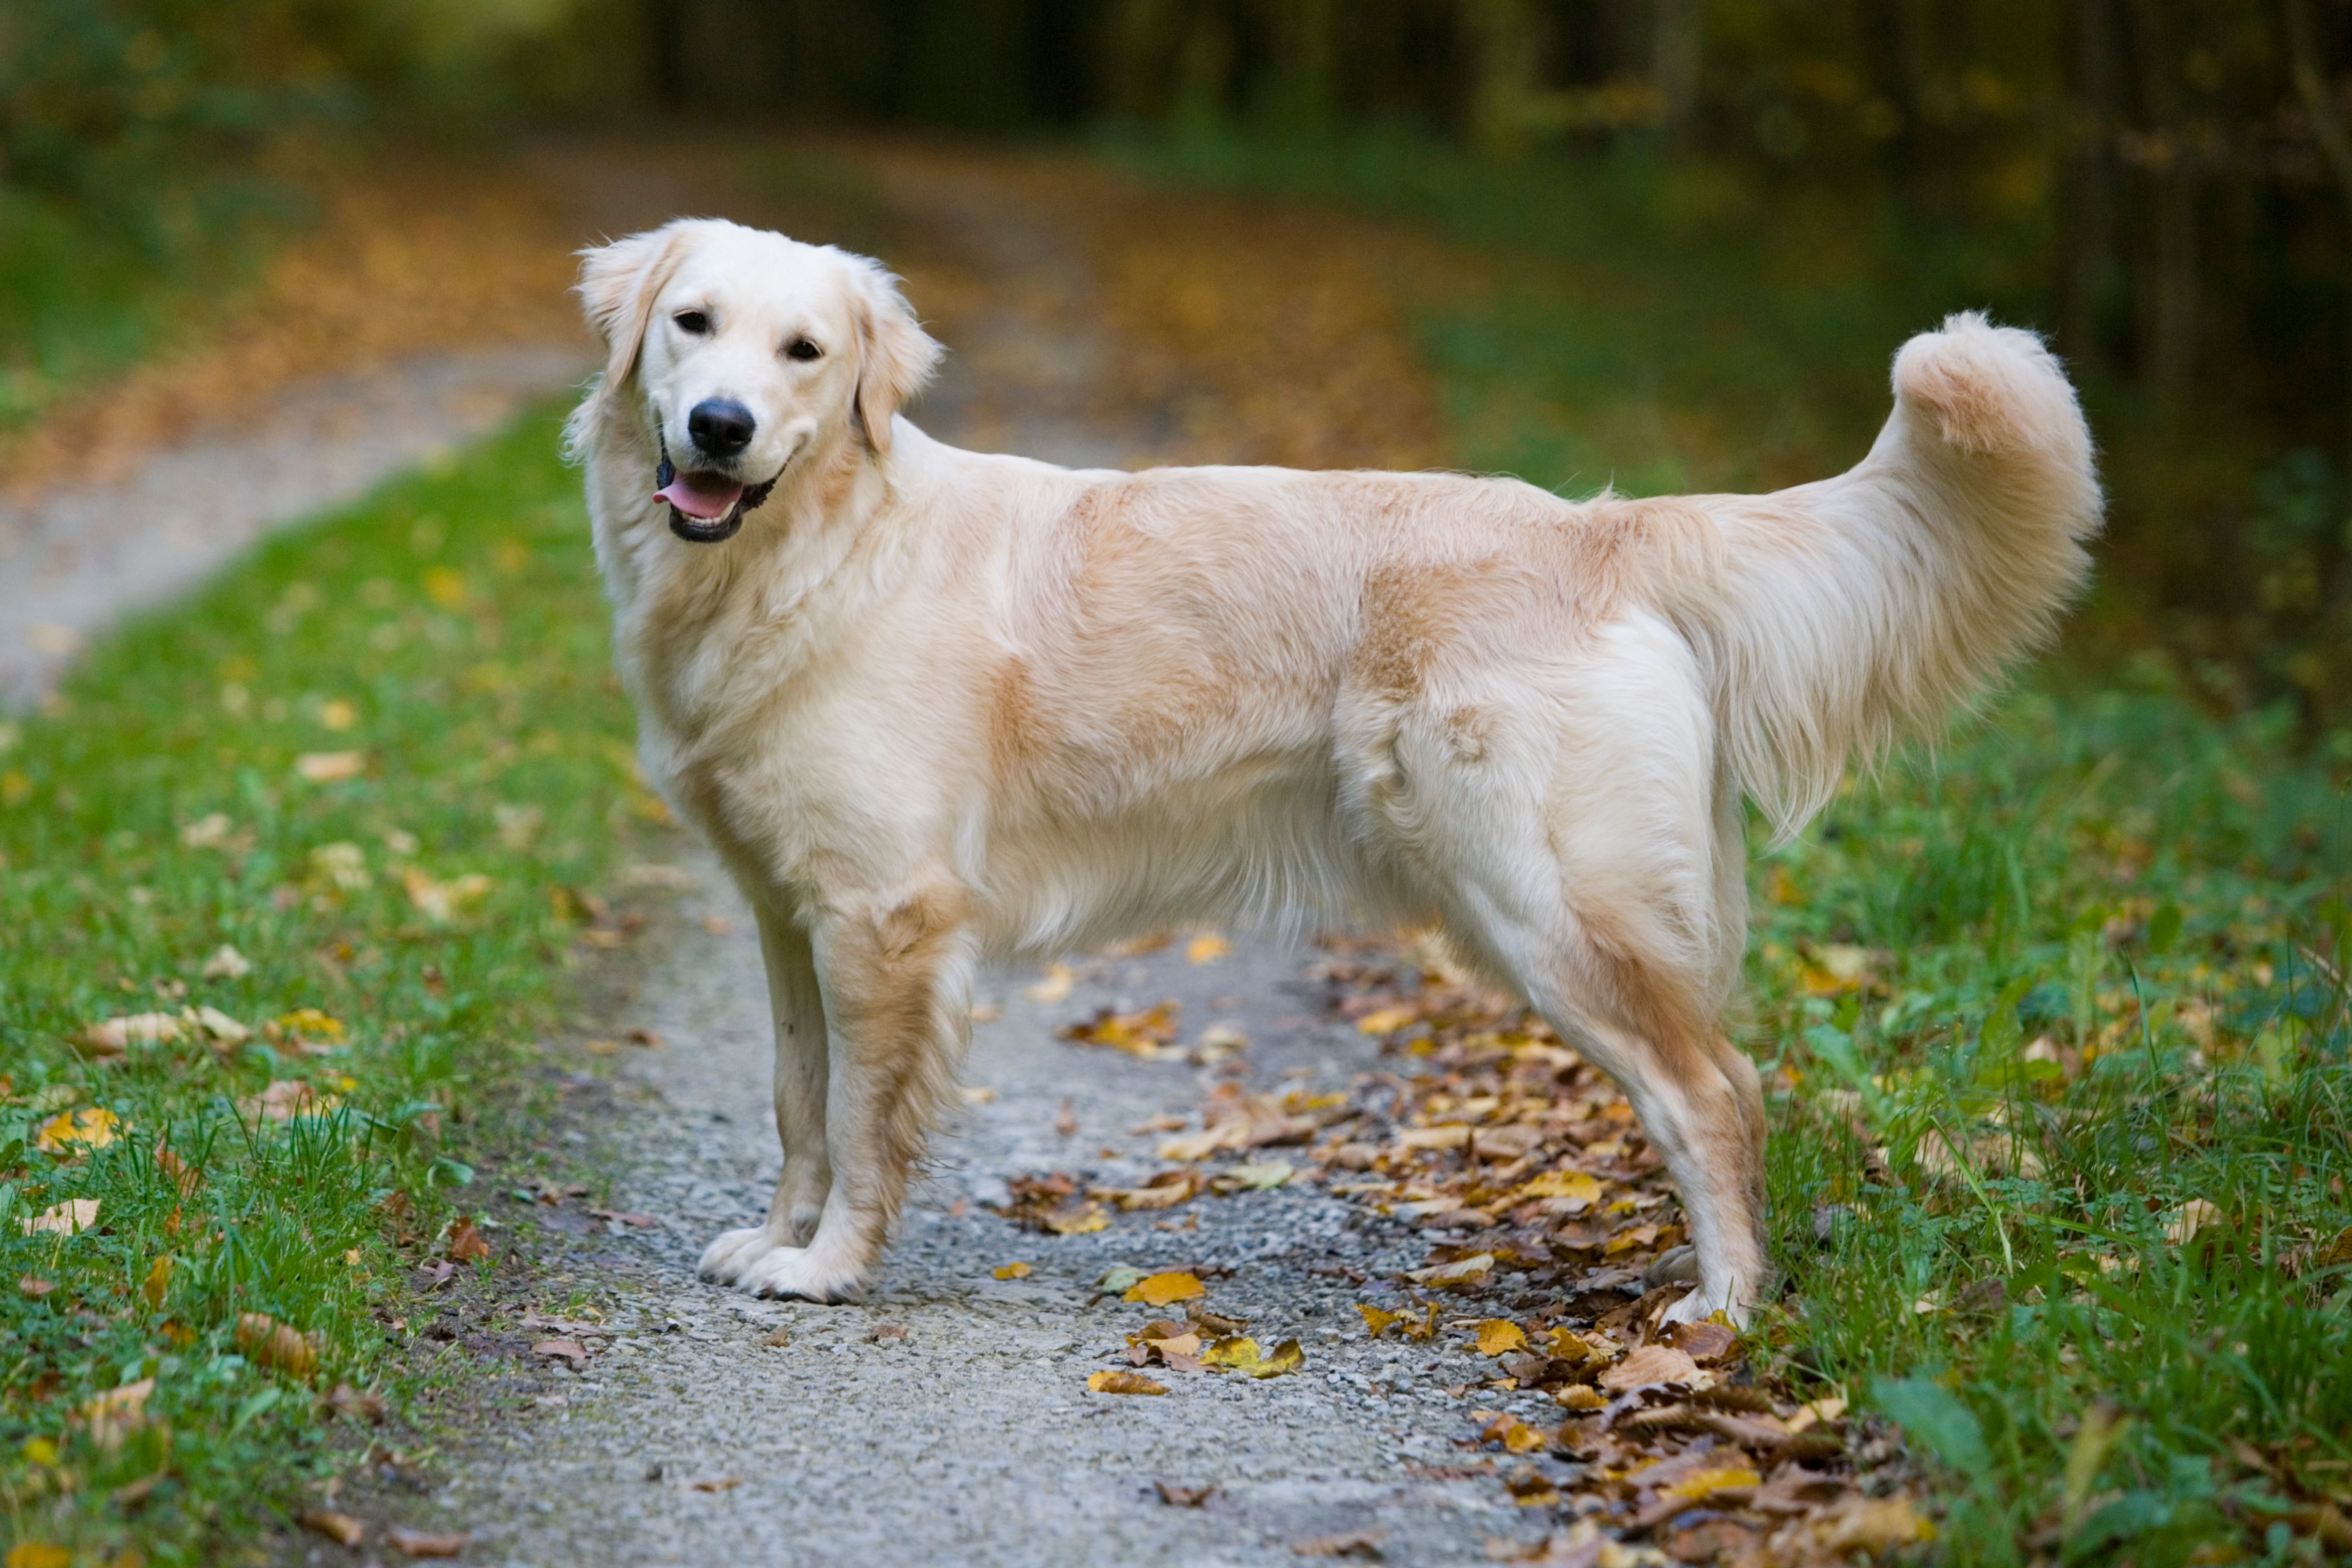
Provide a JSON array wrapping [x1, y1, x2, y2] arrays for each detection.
[[1747, 690, 2350, 1565], [1114, 128, 2352, 1562], [0, 403, 636, 1562]]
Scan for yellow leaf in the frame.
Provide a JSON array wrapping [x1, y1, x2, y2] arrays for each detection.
[[36, 1106, 119, 1154], [1354, 1006, 1419, 1035], [993, 1262, 1031, 1280], [1500, 1418, 1548, 1454], [1040, 1201, 1109, 1235], [1201, 1335, 1262, 1369], [1661, 1466, 1761, 1504], [423, 567, 470, 608], [8, 1544, 72, 1568], [1248, 1338, 1305, 1379], [1124, 1271, 1206, 1307], [20, 1199, 99, 1236], [1087, 1369, 1167, 1395], [1556, 1385, 1606, 1412], [1512, 1170, 1602, 1208], [142, 1254, 173, 1312], [1358, 1304, 1405, 1337], [319, 698, 357, 731], [1185, 934, 1232, 964], [1474, 1319, 1527, 1356]]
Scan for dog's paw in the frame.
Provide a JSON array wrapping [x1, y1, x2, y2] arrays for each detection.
[[697, 1226, 783, 1285], [739, 1245, 867, 1304], [1658, 1276, 1749, 1330]]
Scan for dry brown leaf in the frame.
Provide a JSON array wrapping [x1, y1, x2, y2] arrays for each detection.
[[75, 1012, 180, 1058], [1294, 1528, 1386, 1559], [1088, 1369, 1167, 1395], [532, 1338, 591, 1364], [445, 1216, 491, 1264], [236, 1313, 319, 1378], [295, 751, 366, 783], [1810, 1495, 1934, 1554], [1155, 1480, 1218, 1506], [761, 1328, 792, 1348], [1404, 1253, 1494, 1289], [326, 1383, 387, 1423], [2165, 1199, 2223, 1247], [18, 1275, 55, 1299], [298, 1510, 366, 1548], [386, 1526, 473, 1557], [1598, 1343, 1701, 1394], [1059, 1001, 1183, 1056]]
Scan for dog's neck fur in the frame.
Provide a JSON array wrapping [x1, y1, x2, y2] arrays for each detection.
[[588, 399, 921, 743]]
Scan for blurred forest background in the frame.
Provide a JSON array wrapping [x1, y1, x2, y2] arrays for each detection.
[[6, 0, 2352, 731]]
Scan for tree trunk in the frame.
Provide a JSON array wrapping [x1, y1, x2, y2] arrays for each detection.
[[2066, 0, 2121, 373], [1653, 0, 1702, 135]]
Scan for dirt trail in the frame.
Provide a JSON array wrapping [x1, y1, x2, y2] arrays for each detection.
[[376, 154, 1550, 1568]]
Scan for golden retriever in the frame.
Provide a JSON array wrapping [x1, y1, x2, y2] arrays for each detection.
[[567, 217, 2099, 1324]]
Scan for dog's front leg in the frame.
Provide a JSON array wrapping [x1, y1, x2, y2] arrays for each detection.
[[724, 886, 972, 1304], [698, 905, 832, 1284]]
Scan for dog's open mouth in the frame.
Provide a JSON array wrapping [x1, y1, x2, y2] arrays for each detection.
[[656, 445, 779, 543]]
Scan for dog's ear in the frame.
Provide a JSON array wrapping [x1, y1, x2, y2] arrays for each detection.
[[575, 223, 696, 427], [847, 258, 941, 458]]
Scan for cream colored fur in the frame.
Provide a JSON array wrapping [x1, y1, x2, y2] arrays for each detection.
[[569, 218, 2101, 1322]]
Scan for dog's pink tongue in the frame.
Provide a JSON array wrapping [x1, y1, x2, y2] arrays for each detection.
[[656, 473, 745, 521]]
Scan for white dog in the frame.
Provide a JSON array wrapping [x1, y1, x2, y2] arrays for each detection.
[[567, 218, 2099, 1324]]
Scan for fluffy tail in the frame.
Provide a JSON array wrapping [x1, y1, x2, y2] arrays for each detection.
[[1694, 312, 2102, 840]]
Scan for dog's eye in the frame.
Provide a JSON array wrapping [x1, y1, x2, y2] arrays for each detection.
[[674, 310, 710, 335], [785, 337, 822, 362]]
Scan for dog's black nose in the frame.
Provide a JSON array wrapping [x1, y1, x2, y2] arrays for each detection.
[[688, 399, 756, 458]]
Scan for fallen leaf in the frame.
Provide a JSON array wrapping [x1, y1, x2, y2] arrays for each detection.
[[6, 1545, 71, 1568], [1512, 1170, 1602, 1208], [589, 1209, 661, 1228], [1060, 1001, 1184, 1056], [236, 1313, 319, 1378], [295, 750, 365, 783], [1354, 1006, 1420, 1035], [1126, 1272, 1207, 1306], [385, 1526, 473, 1557], [993, 1262, 1032, 1280], [1155, 1480, 1218, 1506], [2165, 1199, 2222, 1247], [1091, 1170, 1200, 1210], [532, 1338, 591, 1364], [189, 939, 244, 980], [326, 1383, 388, 1422], [1214, 1161, 1294, 1192], [75, 1011, 181, 1057], [244, 1078, 339, 1122], [18, 1275, 55, 1299], [1474, 1319, 1528, 1356], [78, 1377, 153, 1449], [1404, 1253, 1494, 1289], [1599, 1343, 1700, 1394], [1025, 964, 1076, 1003], [1811, 1495, 1933, 1554], [1294, 1528, 1385, 1559], [1670, 1321, 1740, 1364], [141, 1253, 172, 1311], [959, 1085, 999, 1104], [1660, 1465, 1762, 1504], [1187, 934, 1232, 963], [1088, 1369, 1168, 1395], [298, 1510, 366, 1548], [761, 1327, 791, 1348], [20, 1199, 100, 1236], [445, 1216, 491, 1263], [1556, 1385, 1606, 1411], [1359, 1304, 1406, 1336], [404, 867, 494, 923], [35, 1106, 120, 1154], [1054, 1099, 1079, 1136]]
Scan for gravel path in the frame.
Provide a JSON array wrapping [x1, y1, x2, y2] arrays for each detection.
[[0, 344, 587, 708], [435, 866, 1551, 1568]]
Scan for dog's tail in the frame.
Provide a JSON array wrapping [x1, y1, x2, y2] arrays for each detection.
[[1670, 312, 2102, 841]]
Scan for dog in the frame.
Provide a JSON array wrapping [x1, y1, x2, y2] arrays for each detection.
[[567, 217, 2099, 1324]]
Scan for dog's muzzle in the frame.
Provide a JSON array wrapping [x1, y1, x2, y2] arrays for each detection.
[[657, 437, 779, 545]]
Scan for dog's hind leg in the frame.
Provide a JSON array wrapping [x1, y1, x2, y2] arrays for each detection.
[[698, 905, 833, 1284], [727, 884, 974, 1304]]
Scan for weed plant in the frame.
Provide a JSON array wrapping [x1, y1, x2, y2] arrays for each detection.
[[0, 406, 635, 1560]]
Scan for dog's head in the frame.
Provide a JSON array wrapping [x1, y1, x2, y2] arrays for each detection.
[[574, 219, 941, 543]]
